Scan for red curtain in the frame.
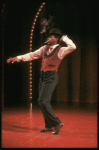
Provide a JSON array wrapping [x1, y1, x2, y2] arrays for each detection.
[[57, 35, 97, 103]]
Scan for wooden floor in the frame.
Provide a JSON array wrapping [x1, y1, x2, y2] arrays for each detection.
[[1, 103, 97, 148]]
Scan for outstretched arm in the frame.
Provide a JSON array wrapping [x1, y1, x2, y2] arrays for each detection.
[[7, 45, 46, 63]]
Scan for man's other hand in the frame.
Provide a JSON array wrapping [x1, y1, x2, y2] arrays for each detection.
[[7, 57, 19, 63]]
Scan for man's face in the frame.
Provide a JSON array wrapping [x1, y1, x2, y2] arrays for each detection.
[[47, 35, 58, 45]]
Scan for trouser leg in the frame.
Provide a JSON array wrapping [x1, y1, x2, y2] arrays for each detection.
[[38, 71, 61, 128]]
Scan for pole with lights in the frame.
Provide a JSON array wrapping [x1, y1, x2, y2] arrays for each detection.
[[29, 2, 46, 112]]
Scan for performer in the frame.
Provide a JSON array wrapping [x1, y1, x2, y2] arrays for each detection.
[[7, 28, 76, 135]]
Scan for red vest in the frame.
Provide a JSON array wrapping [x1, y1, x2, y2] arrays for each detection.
[[40, 45, 61, 72]]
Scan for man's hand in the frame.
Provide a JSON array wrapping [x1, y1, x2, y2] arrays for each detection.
[[7, 57, 20, 63], [59, 35, 68, 43]]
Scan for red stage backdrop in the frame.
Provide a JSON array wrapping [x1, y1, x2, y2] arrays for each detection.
[[2, 2, 97, 107], [32, 2, 97, 104]]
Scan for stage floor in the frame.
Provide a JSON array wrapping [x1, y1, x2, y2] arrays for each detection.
[[1, 103, 97, 148]]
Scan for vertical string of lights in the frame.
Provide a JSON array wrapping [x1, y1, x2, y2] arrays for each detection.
[[1, 3, 6, 109], [2, 3, 10, 108], [29, 2, 46, 109]]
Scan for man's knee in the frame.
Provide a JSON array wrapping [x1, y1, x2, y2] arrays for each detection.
[[38, 98, 44, 106], [38, 99, 46, 111]]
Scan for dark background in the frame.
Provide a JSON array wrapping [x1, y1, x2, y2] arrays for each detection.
[[1, 1, 97, 108]]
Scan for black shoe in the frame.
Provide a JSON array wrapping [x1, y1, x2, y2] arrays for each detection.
[[52, 123, 64, 135], [40, 128, 54, 132], [40, 129, 48, 132]]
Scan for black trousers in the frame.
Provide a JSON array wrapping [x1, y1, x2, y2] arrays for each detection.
[[38, 71, 61, 128]]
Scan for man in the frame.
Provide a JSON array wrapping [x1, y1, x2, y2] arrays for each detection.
[[7, 28, 76, 135]]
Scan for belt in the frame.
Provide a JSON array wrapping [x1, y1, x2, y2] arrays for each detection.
[[40, 71, 56, 79]]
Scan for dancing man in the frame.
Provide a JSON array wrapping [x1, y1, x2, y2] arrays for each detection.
[[7, 28, 76, 135]]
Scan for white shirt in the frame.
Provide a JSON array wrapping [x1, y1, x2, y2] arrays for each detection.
[[17, 36, 76, 61]]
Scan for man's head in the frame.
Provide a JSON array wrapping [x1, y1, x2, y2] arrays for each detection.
[[46, 28, 62, 45]]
